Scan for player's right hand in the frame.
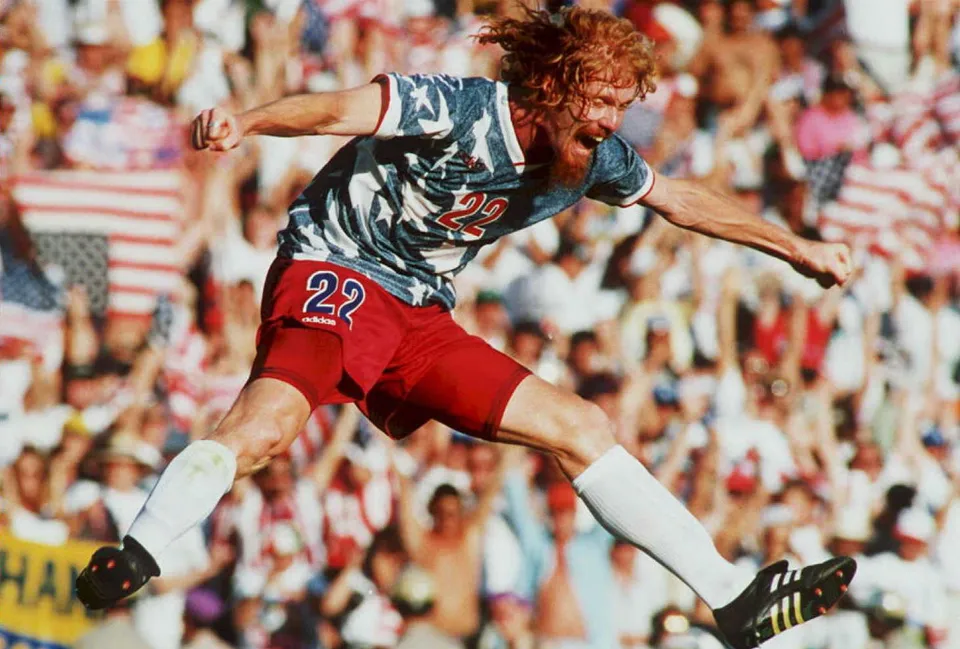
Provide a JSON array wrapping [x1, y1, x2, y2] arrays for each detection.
[[191, 107, 242, 152]]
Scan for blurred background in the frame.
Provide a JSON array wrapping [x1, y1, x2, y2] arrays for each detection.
[[0, 0, 959, 648]]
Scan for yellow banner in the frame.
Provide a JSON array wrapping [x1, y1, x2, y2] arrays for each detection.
[[0, 533, 105, 648]]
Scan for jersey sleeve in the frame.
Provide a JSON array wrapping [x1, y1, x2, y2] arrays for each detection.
[[372, 72, 465, 141], [586, 135, 657, 207]]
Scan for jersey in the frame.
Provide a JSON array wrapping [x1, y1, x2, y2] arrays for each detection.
[[277, 72, 656, 309]]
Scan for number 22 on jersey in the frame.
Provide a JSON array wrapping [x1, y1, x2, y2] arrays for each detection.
[[436, 192, 509, 238]]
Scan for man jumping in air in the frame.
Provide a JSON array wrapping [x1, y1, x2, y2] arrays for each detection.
[[77, 7, 856, 648]]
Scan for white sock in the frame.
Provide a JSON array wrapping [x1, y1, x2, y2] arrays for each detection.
[[572, 445, 749, 609], [126, 440, 237, 560]]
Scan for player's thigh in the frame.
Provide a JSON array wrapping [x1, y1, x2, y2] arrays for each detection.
[[497, 373, 616, 471], [211, 325, 347, 475]]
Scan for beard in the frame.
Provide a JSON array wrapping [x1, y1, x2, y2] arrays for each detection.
[[546, 136, 594, 189]]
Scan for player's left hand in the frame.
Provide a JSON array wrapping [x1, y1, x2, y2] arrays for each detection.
[[793, 241, 854, 289]]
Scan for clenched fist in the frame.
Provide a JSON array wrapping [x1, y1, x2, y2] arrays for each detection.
[[190, 107, 242, 152], [792, 241, 854, 289]]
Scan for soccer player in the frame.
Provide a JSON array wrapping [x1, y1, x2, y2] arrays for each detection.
[[77, 7, 856, 648]]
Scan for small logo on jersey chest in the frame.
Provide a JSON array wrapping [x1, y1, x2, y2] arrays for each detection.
[[456, 151, 486, 171]]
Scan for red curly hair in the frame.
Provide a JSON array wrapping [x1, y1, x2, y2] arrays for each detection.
[[477, 5, 658, 112]]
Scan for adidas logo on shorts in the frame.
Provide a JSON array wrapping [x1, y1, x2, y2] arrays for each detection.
[[302, 315, 336, 326]]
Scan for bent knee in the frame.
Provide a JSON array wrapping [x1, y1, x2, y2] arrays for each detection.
[[209, 415, 294, 477], [548, 400, 616, 466], [208, 379, 310, 475]]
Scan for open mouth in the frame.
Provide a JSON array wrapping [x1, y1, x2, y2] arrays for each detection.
[[576, 133, 605, 150]]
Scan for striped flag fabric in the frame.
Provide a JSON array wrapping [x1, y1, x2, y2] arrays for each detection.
[[818, 163, 953, 270], [11, 169, 187, 320], [933, 72, 960, 145]]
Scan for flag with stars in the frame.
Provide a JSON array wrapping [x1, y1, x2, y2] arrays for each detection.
[[12, 169, 187, 320], [279, 72, 655, 308], [0, 230, 65, 368]]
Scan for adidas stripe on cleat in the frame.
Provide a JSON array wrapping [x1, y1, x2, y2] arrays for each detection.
[[713, 556, 857, 649]]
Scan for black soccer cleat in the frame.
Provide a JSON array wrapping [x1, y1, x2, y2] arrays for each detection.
[[713, 556, 857, 649], [75, 535, 161, 610]]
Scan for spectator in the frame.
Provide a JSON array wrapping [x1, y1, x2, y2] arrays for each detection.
[[320, 525, 407, 648], [394, 564, 463, 649], [795, 75, 871, 162], [503, 462, 617, 648], [397, 453, 505, 646], [181, 589, 234, 649]]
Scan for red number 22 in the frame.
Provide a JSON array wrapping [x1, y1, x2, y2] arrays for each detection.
[[436, 192, 509, 237]]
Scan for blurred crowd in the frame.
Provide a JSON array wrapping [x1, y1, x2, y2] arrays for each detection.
[[1, 1, 960, 649]]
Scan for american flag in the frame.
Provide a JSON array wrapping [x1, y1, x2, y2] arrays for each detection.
[[0, 231, 65, 369], [62, 97, 186, 172], [11, 169, 186, 320], [818, 162, 953, 270]]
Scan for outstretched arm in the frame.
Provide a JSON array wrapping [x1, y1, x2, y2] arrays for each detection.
[[191, 83, 385, 150], [395, 469, 429, 565], [641, 175, 853, 288], [467, 449, 506, 530]]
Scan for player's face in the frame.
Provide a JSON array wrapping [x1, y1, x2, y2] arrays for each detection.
[[543, 80, 637, 187]]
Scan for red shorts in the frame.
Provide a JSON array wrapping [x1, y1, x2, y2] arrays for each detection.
[[251, 258, 531, 440]]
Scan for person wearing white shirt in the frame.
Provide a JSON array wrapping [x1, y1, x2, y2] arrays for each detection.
[[133, 528, 229, 649], [859, 508, 949, 642], [6, 447, 69, 546], [611, 541, 656, 649], [504, 239, 605, 336], [210, 204, 280, 304]]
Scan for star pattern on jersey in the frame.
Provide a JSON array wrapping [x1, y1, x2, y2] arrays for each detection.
[[407, 283, 429, 306], [469, 110, 494, 172], [417, 89, 452, 138], [409, 84, 434, 116], [275, 73, 653, 311]]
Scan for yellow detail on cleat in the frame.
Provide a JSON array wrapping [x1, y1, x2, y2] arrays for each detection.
[[782, 597, 794, 630], [771, 601, 782, 635], [793, 592, 804, 625]]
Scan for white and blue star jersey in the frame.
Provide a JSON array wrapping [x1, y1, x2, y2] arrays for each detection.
[[277, 72, 656, 308]]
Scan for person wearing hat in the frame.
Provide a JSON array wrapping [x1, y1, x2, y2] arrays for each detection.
[[181, 589, 232, 649], [861, 508, 949, 644], [64, 433, 160, 542]]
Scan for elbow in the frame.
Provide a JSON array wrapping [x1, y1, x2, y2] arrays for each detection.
[[310, 94, 344, 136]]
